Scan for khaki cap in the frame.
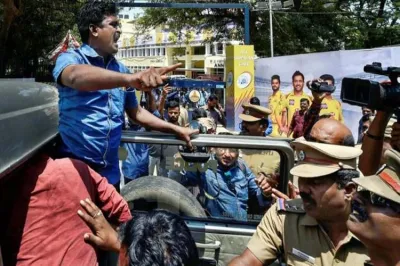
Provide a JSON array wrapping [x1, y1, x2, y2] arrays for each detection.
[[290, 139, 362, 178], [188, 90, 201, 103], [353, 149, 400, 204], [239, 103, 272, 122]]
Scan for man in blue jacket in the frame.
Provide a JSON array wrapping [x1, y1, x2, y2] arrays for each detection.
[[181, 147, 272, 221]]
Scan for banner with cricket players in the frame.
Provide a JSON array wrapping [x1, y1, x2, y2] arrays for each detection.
[[254, 46, 400, 139]]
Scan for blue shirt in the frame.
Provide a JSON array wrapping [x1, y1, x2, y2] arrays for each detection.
[[52, 44, 138, 184], [122, 134, 149, 180], [122, 110, 161, 180], [182, 159, 266, 221], [198, 90, 209, 107], [265, 118, 273, 136]]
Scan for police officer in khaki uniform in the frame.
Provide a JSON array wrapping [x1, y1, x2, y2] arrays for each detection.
[[229, 139, 370, 266], [239, 104, 281, 189], [347, 149, 400, 266]]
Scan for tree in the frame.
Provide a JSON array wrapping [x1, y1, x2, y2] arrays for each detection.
[[337, 0, 400, 48], [135, 0, 400, 57], [0, 0, 23, 76], [0, 0, 83, 77]]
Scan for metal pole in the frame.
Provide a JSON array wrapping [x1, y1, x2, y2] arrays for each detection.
[[269, 0, 274, 57], [244, 5, 250, 45]]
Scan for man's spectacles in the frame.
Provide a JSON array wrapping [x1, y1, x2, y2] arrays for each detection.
[[216, 148, 238, 154], [359, 190, 400, 213]]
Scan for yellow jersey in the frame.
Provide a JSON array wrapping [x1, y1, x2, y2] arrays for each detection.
[[282, 91, 312, 127], [268, 91, 285, 124], [319, 97, 344, 123]]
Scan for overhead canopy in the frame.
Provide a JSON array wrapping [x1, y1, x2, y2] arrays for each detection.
[[169, 79, 225, 89]]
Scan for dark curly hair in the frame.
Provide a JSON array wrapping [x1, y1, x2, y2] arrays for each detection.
[[77, 0, 118, 43], [119, 210, 199, 266]]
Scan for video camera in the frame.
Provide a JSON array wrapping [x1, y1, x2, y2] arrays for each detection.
[[306, 80, 336, 93], [341, 62, 400, 112]]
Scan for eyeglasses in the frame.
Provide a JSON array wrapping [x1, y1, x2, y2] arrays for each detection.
[[359, 190, 400, 213], [216, 148, 238, 154]]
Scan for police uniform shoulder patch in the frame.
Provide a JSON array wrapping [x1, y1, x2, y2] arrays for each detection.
[[277, 198, 305, 214]]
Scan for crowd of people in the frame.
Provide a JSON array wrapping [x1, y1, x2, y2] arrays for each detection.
[[1, 1, 400, 266]]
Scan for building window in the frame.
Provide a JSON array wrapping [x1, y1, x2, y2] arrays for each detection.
[[210, 44, 216, 55], [193, 46, 205, 55], [118, 15, 123, 18], [217, 43, 224, 55], [124, 14, 129, 19]]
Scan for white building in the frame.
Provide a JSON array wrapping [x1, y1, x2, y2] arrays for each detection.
[[116, 17, 242, 79]]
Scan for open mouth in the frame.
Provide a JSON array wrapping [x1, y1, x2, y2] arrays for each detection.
[[113, 33, 120, 44], [350, 200, 368, 223]]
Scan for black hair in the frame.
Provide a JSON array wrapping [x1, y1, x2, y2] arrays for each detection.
[[192, 108, 208, 120], [320, 74, 335, 85], [361, 113, 371, 123], [343, 134, 355, 147], [249, 97, 261, 106], [208, 94, 219, 102], [271, 75, 280, 83], [166, 100, 180, 110], [292, 70, 304, 82], [319, 114, 332, 119], [218, 132, 233, 135], [260, 118, 270, 129], [329, 169, 360, 189], [120, 210, 199, 266], [300, 98, 310, 105], [77, 0, 118, 44]]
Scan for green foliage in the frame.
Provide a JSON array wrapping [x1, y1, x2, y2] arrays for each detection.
[[136, 0, 400, 57], [0, 0, 84, 77], [1, 0, 399, 77]]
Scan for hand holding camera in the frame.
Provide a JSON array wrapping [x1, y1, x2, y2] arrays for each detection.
[[162, 84, 171, 97], [306, 79, 335, 104]]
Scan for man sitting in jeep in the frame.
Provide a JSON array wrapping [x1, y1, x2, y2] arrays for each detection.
[[179, 147, 272, 221]]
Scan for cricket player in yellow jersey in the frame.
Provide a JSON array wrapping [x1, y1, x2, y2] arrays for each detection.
[[268, 75, 286, 137], [281, 71, 312, 137], [318, 74, 344, 123]]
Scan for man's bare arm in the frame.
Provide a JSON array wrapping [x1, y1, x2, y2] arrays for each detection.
[[359, 111, 393, 175], [59, 64, 181, 92], [281, 110, 287, 128], [126, 106, 198, 148], [157, 85, 170, 118], [228, 249, 265, 266]]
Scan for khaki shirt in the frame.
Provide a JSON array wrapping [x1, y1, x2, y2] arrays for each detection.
[[248, 199, 369, 266], [240, 149, 280, 176]]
